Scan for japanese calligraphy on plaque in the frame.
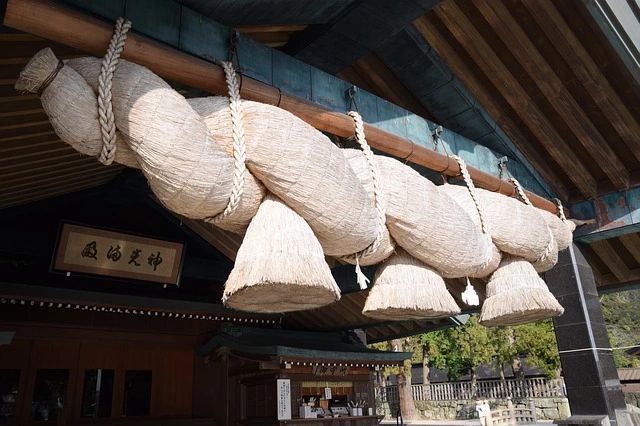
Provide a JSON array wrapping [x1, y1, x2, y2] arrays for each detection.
[[53, 223, 184, 285]]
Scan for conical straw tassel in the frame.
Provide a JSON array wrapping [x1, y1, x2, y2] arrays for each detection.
[[223, 194, 341, 313], [363, 248, 461, 321], [480, 255, 564, 327]]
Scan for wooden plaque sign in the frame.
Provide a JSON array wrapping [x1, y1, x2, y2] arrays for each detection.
[[53, 223, 184, 285]]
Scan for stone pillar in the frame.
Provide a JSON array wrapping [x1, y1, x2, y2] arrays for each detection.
[[545, 243, 628, 425]]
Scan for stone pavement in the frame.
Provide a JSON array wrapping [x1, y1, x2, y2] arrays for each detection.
[[380, 420, 555, 426]]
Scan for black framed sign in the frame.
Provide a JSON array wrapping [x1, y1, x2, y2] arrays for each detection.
[[53, 223, 184, 285]]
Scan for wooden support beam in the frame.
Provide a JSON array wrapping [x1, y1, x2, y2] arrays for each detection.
[[589, 239, 630, 282], [521, 0, 640, 165], [617, 233, 640, 264], [473, 0, 629, 190], [428, 2, 597, 197], [1, 0, 561, 213], [413, 17, 571, 200]]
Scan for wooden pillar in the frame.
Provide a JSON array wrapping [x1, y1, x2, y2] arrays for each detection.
[[545, 244, 629, 425]]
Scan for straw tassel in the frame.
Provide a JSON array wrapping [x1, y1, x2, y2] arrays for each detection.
[[362, 248, 460, 321], [480, 255, 564, 327], [223, 194, 341, 313]]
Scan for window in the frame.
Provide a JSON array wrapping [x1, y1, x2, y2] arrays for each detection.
[[31, 369, 69, 422], [81, 369, 114, 418], [123, 370, 151, 416], [0, 370, 20, 424]]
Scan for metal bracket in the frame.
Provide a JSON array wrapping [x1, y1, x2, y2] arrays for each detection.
[[497, 156, 509, 179]]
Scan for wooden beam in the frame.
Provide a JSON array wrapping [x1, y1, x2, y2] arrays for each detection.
[[521, 0, 640, 165], [1, 0, 562, 213], [589, 239, 631, 282], [0, 176, 115, 207], [474, 0, 629, 190], [1, 162, 109, 186], [0, 171, 118, 198], [618, 233, 640, 264], [428, 2, 597, 197], [235, 24, 307, 33], [413, 17, 570, 200]]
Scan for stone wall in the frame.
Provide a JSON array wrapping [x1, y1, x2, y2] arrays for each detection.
[[377, 397, 571, 421], [626, 393, 640, 408]]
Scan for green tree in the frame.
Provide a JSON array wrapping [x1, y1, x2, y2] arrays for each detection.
[[513, 320, 561, 378]]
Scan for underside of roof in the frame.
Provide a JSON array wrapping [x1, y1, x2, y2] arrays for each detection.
[[1, 0, 640, 342]]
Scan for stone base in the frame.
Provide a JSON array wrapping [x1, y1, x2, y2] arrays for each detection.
[[378, 397, 571, 421]]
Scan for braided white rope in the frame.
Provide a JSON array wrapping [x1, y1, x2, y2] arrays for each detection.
[[452, 155, 489, 235], [340, 112, 386, 288], [553, 198, 567, 222], [509, 177, 533, 206], [205, 61, 247, 224], [510, 178, 554, 263], [342, 112, 386, 259], [98, 17, 131, 166]]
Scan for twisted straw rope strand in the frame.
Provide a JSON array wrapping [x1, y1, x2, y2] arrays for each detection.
[[510, 178, 555, 263], [97, 17, 131, 166], [340, 111, 386, 262], [206, 61, 247, 223], [452, 155, 489, 235]]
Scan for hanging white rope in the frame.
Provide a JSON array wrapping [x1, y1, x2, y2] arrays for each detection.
[[205, 61, 247, 224], [98, 17, 131, 165]]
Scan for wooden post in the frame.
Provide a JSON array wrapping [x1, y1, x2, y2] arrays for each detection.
[[0, 0, 563, 213]]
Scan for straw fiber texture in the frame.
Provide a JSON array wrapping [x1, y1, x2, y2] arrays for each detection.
[[531, 227, 558, 273], [14, 48, 138, 168], [540, 209, 575, 251], [438, 183, 501, 278], [342, 148, 395, 265], [178, 96, 378, 256], [480, 255, 564, 327], [470, 188, 553, 262], [189, 97, 266, 234], [223, 194, 341, 313], [66, 57, 234, 220], [372, 155, 494, 277], [363, 248, 460, 321]]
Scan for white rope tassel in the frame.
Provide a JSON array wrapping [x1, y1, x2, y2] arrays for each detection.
[[339, 111, 386, 286], [355, 256, 370, 290], [98, 17, 131, 166], [461, 277, 480, 306], [205, 61, 247, 224]]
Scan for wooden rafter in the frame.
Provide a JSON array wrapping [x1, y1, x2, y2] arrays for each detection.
[[473, 0, 628, 190], [589, 239, 630, 282], [520, 0, 640, 165], [428, 2, 597, 197], [413, 17, 571, 200]]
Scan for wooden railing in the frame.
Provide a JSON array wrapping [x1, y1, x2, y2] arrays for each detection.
[[377, 377, 566, 402]]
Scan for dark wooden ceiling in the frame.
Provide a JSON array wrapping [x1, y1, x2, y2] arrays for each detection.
[[215, 0, 640, 204], [415, 0, 640, 202], [0, 31, 123, 209]]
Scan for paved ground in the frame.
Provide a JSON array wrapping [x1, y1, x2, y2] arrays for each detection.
[[380, 420, 554, 426]]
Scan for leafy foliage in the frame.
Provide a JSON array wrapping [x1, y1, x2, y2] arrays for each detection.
[[600, 288, 640, 368]]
